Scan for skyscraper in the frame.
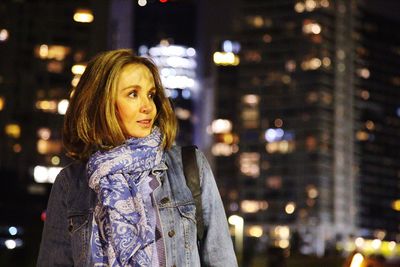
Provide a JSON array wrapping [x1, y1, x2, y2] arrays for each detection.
[[211, 0, 400, 257]]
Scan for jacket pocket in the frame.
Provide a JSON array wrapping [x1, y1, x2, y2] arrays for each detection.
[[68, 213, 90, 266], [176, 203, 197, 251]]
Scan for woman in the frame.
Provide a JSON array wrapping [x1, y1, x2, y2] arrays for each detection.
[[37, 49, 237, 267]]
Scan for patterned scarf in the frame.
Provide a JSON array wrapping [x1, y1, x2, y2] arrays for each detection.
[[87, 127, 163, 267]]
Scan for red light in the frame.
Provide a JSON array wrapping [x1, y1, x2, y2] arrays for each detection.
[[160, 0, 168, 3], [41, 211, 47, 222]]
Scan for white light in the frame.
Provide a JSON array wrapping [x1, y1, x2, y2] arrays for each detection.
[[349, 253, 364, 267], [186, 47, 196, 57], [57, 99, 69, 115], [138, 0, 147, 7], [5, 239, 16, 250], [0, 29, 10, 41], [223, 40, 233, 53], [396, 107, 400, 117], [228, 215, 244, 226], [265, 128, 284, 142], [371, 239, 381, 250], [388, 241, 396, 250], [71, 64, 86, 75], [211, 119, 232, 134], [8, 227, 17, 236], [34, 166, 62, 184], [73, 9, 94, 23], [182, 89, 191, 99], [138, 45, 148, 55]]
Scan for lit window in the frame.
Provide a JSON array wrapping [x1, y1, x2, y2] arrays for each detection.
[[35, 100, 58, 113], [47, 61, 64, 73], [305, 136, 317, 151], [266, 176, 282, 189], [306, 185, 318, 198], [57, 99, 69, 115], [306, 91, 318, 103], [302, 20, 321, 34], [243, 50, 262, 63], [5, 124, 21, 138], [301, 57, 322, 70], [34, 45, 71, 60], [239, 152, 260, 178], [262, 34, 272, 43], [37, 128, 51, 140], [0, 29, 9, 42], [272, 226, 290, 240], [247, 226, 263, 238], [322, 57, 331, 67], [285, 60, 296, 72], [71, 64, 86, 75], [211, 119, 232, 134], [241, 108, 259, 128], [175, 107, 191, 120], [356, 131, 369, 141], [211, 143, 238, 157], [0, 96, 5, 111], [241, 200, 268, 213], [285, 202, 296, 214], [247, 16, 264, 28], [360, 90, 370, 100], [13, 144, 22, 153], [294, 2, 305, 13], [305, 0, 317, 12], [213, 51, 240, 66], [73, 9, 94, 23], [34, 165, 62, 183], [242, 94, 260, 106], [37, 140, 62, 154], [365, 120, 375, 130], [357, 68, 370, 79], [138, 0, 147, 7]]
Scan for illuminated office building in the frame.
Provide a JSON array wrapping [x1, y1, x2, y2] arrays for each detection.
[[354, 9, 400, 243], [212, 0, 400, 256], [139, 42, 198, 145]]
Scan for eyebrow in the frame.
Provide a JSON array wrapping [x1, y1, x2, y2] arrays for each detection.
[[120, 85, 157, 92]]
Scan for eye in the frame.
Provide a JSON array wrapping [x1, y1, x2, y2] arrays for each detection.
[[149, 91, 156, 99], [128, 90, 137, 98]]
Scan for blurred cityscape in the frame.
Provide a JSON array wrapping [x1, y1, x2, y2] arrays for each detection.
[[0, 0, 400, 266]]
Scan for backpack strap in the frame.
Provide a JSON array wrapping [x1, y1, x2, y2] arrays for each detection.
[[181, 145, 204, 242]]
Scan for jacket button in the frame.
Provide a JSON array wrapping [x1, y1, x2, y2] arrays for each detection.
[[168, 230, 175, 237], [160, 197, 170, 204]]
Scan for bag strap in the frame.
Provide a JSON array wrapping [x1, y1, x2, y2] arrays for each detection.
[[181, 145, 204, 242]]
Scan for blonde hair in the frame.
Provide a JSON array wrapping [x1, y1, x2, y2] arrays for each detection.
[[63, 49, 177, 160]]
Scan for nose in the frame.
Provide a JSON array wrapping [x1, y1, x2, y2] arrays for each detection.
[[139, 96, 153, 114]]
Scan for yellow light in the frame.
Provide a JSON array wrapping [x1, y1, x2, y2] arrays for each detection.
[[73, 9, 94, 23], [5, 124, 21, 138], [322, 57, 331, 67], [0, 96, 5, 111], [51, 156, 60, 165], [278, 239, 289, 249], [349, 253, 364, 267], [39, 44, 49, 59], [285, 202, 296, 214], [213, 52, 240, 66], [248, 226, 263, 238], [241, 200, 260, 213], [71, 64, 86, 75], [222, 133, 234, 144], [294, 2, 305, 13], [253, 16, 264, 27], [392, 200, 400, 211], [305, 0, 317, 11], [356, 131, 369, 141]]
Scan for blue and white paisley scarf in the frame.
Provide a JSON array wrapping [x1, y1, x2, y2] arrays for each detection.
[[87, 127, 163, 267]]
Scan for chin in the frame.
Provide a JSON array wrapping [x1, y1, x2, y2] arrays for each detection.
[[128, 129, 152, 138]]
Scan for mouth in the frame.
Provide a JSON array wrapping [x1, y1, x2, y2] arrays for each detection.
[[136, 119, 152, 128]]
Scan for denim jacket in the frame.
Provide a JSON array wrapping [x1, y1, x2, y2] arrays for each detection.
[[37, 146, 238, 267]]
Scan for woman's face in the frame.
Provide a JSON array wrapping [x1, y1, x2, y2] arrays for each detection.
[[116, 64, 157, 138]]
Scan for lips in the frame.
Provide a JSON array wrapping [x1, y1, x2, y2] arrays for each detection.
[[136, 119, 152, 128]]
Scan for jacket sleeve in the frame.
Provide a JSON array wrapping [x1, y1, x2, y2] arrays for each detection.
[[196, 150, 238, 267], [37, 170, 73, 267]]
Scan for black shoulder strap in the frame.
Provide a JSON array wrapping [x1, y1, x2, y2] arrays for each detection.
[[181, 145, 204, 242]]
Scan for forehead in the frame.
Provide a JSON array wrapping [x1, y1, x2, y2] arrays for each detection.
[[118, 63, 155, 88]]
